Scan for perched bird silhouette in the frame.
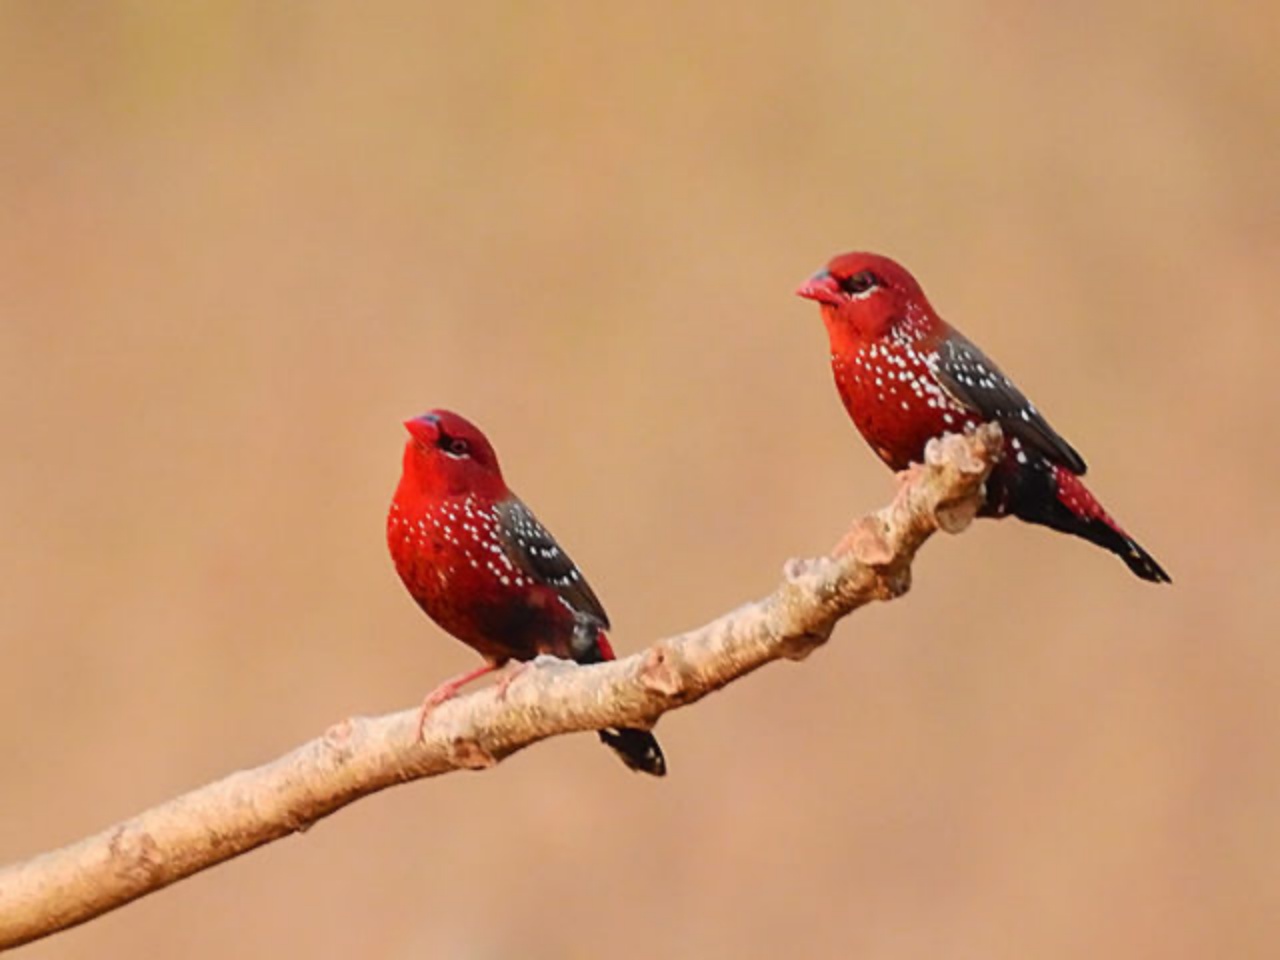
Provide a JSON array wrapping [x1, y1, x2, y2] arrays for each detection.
[[388, 409, 666, 774], [798, 251, 1169, 583]]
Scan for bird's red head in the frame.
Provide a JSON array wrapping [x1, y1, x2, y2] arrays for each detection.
[[398, 409, 508, 502], [796, 252, 934, 347]]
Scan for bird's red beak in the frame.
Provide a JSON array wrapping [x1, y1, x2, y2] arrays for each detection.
[[796, 270, 842, 306], [403, 416, 440, 445]]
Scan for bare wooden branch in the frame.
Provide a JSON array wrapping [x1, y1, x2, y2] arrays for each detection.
[[0, 426, 1002, 950]]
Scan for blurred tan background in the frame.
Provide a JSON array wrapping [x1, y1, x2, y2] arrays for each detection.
[[1, 2, 1276, 957]]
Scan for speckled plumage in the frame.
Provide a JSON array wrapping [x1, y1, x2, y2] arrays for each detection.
[[389, 409, 666, 774], [799, 252, 1170, 583]]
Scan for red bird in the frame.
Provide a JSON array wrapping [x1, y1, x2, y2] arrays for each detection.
[[797, 252, 1170, 583], [388, 409, 666, 775]]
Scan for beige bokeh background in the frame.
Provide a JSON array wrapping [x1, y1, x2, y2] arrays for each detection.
[[2, 3, 1276, 957]]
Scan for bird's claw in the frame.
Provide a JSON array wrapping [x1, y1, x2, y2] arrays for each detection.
[[415, 691, 451, 741], [493, 662, 531, 701]]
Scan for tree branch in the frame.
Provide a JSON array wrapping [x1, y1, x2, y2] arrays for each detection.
[[0, 426, 1002, 950]]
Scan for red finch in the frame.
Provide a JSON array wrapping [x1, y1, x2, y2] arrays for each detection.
[[388, 409, 666, 774], [798, 252, 1169, 583]]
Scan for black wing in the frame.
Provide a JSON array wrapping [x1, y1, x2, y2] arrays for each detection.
[[494, 498, 610, 630], [932, 332, 1088, 475]]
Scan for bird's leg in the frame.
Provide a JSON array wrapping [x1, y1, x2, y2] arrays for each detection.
[[495, 654, 578, 701], [493, 661, 532, 702], [416, 660, 501, 741]]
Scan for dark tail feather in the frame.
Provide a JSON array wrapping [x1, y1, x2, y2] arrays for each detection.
[[577, 627, 667, 775], [598, 727, 667, 776], [1053, 512, 1172, 583], [1012, 466, 1171, 584]]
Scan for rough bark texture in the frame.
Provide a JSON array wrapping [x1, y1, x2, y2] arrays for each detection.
[[0, 426, 1001, 950]]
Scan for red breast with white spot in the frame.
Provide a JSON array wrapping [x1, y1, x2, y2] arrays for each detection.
[[390, 493, 549, 661], [828, 305, 981, 471]]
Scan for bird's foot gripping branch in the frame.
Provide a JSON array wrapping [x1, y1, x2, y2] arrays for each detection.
[[0, 426, 1001, 952]]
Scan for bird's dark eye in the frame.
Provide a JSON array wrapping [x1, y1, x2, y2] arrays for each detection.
[[439, 435, 471, 458], [840, 270, 881, 296]]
